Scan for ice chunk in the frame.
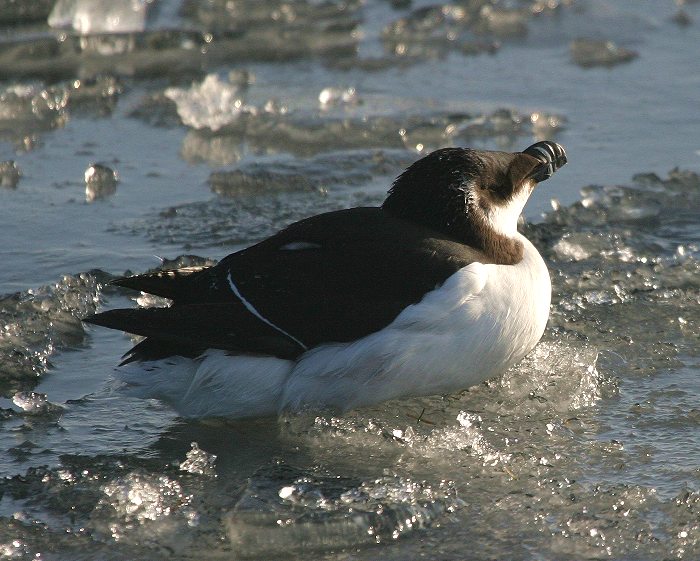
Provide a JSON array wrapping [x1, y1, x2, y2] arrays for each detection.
[[477, 6, 528, 38], [570, 38, 638, 68], [0, 0, 53, 25], [179, 130, 244, 166], [0, 83, 68, 122], [0, 160, 21, 188], [84, 163, 118, 202], [226, 463, 460, 555], [179, 442, 217, 476], [164, 74, 251, 132], [12, 392, 62, 415], [553, 237, 592, 261], [100, 471, 187, 524], [48, 0, 148, 34], [318, 86, 358, 107], [530, 111, 567, 138], [0, 273, 100, 394]]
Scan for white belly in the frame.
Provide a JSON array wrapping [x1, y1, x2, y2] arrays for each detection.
[[283, 235, 551, 411]]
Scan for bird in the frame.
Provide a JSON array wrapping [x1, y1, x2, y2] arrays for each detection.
[[84, 141, 567, 419]]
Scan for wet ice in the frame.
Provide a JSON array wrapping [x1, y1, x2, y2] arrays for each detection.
[[1, 1, 700, 559]]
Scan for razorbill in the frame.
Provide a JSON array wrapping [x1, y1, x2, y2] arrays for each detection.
[[85, 141, 567, 419]]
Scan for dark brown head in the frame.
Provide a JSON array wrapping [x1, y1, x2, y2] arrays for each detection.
[[382, 141, 566, 263]]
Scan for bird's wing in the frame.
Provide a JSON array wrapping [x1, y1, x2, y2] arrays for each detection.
[[85, 207, 490, 361]]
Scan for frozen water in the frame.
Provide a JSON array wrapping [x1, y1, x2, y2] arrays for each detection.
[[0, 0, 53, 25], [318, 86, 359, 107], [179, 442, 217, 476], [208, 149, 414, 198], [164, 74, 252, 133], [0, 83, 67, 133], [0, 272, 102, 396], [0, 160, 20, 188], [226, 463, 460, 556], [570, 38, 638, 68], [48, 0, 149, 34], [84, 163, 118, 202], [11, 391, 62, 415], [2, 1, 700, 559], [3, 179, 700, 553]]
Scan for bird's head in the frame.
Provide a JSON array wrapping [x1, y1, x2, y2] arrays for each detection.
[[382, 141, 567, 262]]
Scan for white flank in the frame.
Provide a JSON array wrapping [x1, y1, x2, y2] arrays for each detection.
[[115, 350, 293, 418]]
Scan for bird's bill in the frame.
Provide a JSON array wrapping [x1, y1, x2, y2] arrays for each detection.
[[522, 141, 567, 182]]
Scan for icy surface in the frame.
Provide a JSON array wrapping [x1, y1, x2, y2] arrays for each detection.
[[0, 272, 102, 396], [0, 159, 20, 188], [48, 0, 149, 34], [4, 167, 700, 554], [84, 163, 118, 202], [164, 74, 253, 133], [570, 38, 638, 68], [227, 463, 460, 556], [2, 1, 700, 559]]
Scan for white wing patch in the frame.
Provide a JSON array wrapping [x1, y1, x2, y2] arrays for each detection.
[[226, 271, 308, 350]]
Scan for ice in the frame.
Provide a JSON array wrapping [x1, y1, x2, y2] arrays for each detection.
[[0, 0, 54, 25], [530, 111, 567, 138], [0, 83, 67, 125], [383, 4, 500, 59], [498, 342, 606, 412], [526, 169, 700, 389], [209, 149, 413, 198], [165, 103, 564, 161], [0, 160, 20, 188], [48, 0, 149, 34], [180, 0, 362, 38], [100, 472, 185, 523], [210, 167, 320, 197], [476, 6, 529, 37], [381, 0, 562, 60], [318, 86, 359, 107], [135, 73, 565, 159], [179, 442, 217, 476], [126, 149, 416, 248], [552, 237, 592, 261], [226, 463, 460, 555], [570, 38, 638, 68], [0, 273, 101, 397], [84, 163, 118, 202], [164, 74, 252, 132], [423, 411, 512, 466], [0, 78, 119, 147], [178, 130, 246, 166], [11, 391, 62, 416], [65, 76, 122, 110]]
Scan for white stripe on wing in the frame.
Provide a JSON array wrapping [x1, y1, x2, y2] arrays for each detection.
[[226, 271, 308, 351]]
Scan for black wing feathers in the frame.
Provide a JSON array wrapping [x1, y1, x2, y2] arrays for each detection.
[[85, 208, 486, 361], [110, 266, 207, 301], [85, 303, 304, 360]]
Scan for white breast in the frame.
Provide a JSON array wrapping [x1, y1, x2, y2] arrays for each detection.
[[282, 234, 551, 412]]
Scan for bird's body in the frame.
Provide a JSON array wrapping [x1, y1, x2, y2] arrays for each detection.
[[85, 142, 567, 419]]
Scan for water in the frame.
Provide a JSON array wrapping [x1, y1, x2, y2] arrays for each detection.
[[1, 0, 700, 559]]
